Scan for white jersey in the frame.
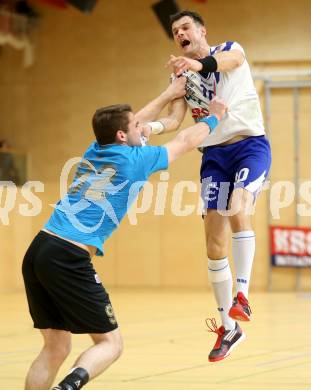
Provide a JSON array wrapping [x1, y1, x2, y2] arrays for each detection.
[[183, 41, 265, 147]]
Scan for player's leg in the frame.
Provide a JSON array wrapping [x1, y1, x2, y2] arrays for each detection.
[[25, 329, 71, 390], [200, 144, 251, 361], [204, 210, 245, 362], [39, 234, 121, 389], [228, 187, 254, 321], [53, 329, 123, 389], [22, 232, 73, 390], [201, 162, 235, 332], [228, 136, 271, 321], [79, 330, 123, 379], [201, 150, 245, 362], [204, 209, 234, 330]]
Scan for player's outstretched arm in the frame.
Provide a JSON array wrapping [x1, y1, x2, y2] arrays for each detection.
[[150, 96, 187, 135], [135, 76, 186, 124], [167, 50, 245, 76], [213, 50, 245, 72], [164, 97, 227, 163]]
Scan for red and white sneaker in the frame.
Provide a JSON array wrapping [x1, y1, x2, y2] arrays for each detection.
[[229, 292, 252, 321], [206, 318, 246, 362]]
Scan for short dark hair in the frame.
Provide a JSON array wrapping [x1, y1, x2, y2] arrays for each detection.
[[92, 104, 132, 145], [170, 10, 205, 27]]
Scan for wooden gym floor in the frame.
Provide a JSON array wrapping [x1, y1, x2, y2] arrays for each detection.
[[1, 289, 311, 389]]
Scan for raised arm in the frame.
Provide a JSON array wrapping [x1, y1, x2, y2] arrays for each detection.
[[154, 96, 187, 134], [164, 97, 227, 163], [167, 49, 245, 76], [213, 50, 245, 71], [135, 76, 186, 124]]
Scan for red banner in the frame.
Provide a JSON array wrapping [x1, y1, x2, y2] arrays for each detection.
[[270, 226, 311, 267]]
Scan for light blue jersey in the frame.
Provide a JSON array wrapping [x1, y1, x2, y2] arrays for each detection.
[[45, 142, 168, 255]]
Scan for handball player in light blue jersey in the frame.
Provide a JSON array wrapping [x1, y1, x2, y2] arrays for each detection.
[[22, 76, 226, 390]]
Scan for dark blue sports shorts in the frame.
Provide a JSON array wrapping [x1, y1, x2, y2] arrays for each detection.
[[200, 136, 271, 210]]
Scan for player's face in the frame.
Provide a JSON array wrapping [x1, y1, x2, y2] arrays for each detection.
[[172, 16, 206, 57], [125, 112, 144, 146]]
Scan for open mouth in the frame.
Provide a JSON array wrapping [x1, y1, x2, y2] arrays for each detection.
[[181, 39, 191, 48]]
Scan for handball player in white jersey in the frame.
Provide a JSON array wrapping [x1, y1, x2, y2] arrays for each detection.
[[149, 10, 271, 362]]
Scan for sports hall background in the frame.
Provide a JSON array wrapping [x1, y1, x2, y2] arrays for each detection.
[[1, 1, 311, 389], [1, 0, 311, 293]]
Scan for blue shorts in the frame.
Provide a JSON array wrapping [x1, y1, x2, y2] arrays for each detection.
[[200, 136, 271, 210]]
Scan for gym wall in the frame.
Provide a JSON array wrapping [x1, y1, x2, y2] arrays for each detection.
[[1, 0, 311, 292]]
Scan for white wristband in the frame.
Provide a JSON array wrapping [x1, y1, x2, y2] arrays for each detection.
[[148, 121, 165, 135]]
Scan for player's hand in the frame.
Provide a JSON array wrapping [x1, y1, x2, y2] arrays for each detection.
[[165, 76, 187, 100], [166, 55, 203, 76], [208, 97, 227, 121]]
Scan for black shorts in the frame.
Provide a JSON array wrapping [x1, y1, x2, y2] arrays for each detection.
[[22, 231, 118, 334]]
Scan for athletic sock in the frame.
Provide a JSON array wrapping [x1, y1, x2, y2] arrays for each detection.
[[208, 257, 236, 330], [58, 367, 89, 389], [232, 230, 255, 298]]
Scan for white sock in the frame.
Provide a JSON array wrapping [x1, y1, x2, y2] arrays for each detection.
[[232, 230, 255, 298], [208, 257, 236, 330]]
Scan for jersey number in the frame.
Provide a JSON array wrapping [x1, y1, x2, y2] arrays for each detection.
[[235, 168, 249, 183], [200, 84, 214, 100]]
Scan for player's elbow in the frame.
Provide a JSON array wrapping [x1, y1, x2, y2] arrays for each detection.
[[170, 118, 183, 132], [166, 115, 183, 132], [176, 129, 196, 152]]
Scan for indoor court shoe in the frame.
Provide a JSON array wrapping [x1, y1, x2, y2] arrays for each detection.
[[206, 318, 246, 362], [229, 291, 252, 321], [52, 385, 75, 390]]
